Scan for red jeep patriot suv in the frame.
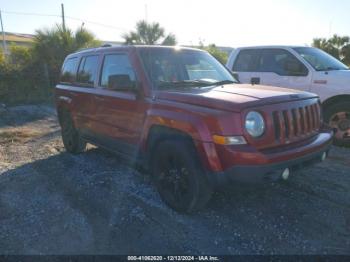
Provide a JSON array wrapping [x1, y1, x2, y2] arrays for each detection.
[[55, 45, 333, 212]]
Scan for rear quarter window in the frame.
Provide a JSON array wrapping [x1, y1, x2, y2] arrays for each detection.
[[60, 57, 78, 84]]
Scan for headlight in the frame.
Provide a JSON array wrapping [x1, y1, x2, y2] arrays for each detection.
[[245, 111, 265, 137]]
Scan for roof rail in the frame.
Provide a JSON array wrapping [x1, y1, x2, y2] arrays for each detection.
[[76, 46, 97, 53], [75, 43, 120, 54]]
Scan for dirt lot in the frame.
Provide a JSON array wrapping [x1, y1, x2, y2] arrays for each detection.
[[0, 104, 349, 255]]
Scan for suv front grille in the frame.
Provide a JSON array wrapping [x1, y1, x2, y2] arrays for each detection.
[[272, 103, 320, 144]]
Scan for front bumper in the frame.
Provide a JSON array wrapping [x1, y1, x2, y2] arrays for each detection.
[[208, 131, 333, 187]]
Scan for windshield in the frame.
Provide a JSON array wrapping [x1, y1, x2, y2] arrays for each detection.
[[139, 48, 237, 89], [293, 47, 349, 71]]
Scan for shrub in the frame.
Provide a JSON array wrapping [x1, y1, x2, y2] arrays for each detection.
[[200, 44, 228, 64], [0, 46, 49, 105], [0, 25, 100, 105]]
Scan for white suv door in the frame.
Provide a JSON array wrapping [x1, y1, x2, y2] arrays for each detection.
[[256, 48, 312, 91]]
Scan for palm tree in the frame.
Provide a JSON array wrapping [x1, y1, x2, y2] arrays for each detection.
[[122, 20, 177, 45], [341, 44, 350, 65], [312, 37, 339, 59], [312, 34, 350, 64], [328, 34, 349, 49], [33, 25, 100, 85]]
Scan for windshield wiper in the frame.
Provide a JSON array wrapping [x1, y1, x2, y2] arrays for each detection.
[[211, 80, 236, 86], [157, 79, 236, 89], [157, 80, 214, 89], [318, 66, 342, 71]]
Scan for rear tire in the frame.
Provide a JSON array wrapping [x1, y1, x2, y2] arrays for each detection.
[[324, 102, 350, 147], [60, 111, 86, 154], [151, 139, 213, 213]]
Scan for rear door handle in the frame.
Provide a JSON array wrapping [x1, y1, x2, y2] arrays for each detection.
[[251, 77, 260, 85]]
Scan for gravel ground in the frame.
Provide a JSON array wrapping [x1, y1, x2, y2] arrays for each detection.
[[0, 104, 349, 255]]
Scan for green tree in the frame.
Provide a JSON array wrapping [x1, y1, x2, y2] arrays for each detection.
[[33, 25, 100, 86], [122, 20, 177, 45], [341, 45, 350, 65], [0, 45, 50, 104], [312, 37, 338, 58], [0, 25, 100, 104], [312, 34, 350, 65], [200, 43, 228, 64]]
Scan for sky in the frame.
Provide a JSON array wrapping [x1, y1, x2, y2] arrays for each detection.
[[1, 0, 350, 47]]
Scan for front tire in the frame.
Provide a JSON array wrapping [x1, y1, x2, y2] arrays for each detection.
[[324, 102, 350, 147], [151, 139, 212, 213], [60, 111, 86, 154]]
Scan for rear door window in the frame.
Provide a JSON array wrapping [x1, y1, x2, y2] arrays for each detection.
[[232, 49, 260, 72], [77, 55, 99, 86], [60, 57, 78, 84]]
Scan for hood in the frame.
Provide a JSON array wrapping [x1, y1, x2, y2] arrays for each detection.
[[155, 84, 318, 112]]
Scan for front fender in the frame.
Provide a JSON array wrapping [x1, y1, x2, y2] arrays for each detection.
[[140, 108, 223, 172]]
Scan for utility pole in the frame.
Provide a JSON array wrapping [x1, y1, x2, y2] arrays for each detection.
[[61, 3, 66, 31], [0, 9, 7, 56]]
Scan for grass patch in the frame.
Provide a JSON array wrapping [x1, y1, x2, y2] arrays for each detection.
[[0, 128, 42, 144]]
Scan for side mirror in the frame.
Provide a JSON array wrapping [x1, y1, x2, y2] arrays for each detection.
[[108, 74, 137, 91]]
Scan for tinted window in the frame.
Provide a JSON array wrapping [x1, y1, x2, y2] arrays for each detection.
[[258, 49, 308, 76], [293, 47, 349, 71], [233, 49, 259, 72], [77, 55, 99, 86], [60, 57, 78, 83], [100, 54, 136, 90]]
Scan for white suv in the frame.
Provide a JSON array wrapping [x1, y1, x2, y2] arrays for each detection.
[[227, 46, 350, 146]]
